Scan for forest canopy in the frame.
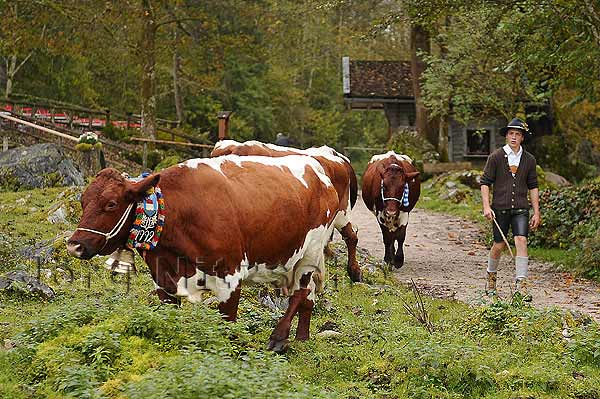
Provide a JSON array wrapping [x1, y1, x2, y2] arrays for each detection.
[[1, 0, 599, 161]]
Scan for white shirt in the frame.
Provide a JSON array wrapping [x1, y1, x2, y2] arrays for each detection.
[[503, 144, 522, 175]]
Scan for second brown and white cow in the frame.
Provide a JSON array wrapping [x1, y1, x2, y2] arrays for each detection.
[[66, 155, 339, 352], [211, 139, 361, 282], [362, 151, 421, 268]]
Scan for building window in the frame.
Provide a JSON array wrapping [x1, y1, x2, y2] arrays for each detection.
[[466, 129, 490, 156]]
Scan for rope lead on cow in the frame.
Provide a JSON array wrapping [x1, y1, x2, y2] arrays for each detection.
[[76, 202, 135, 250], [380, 181, 409, 207]]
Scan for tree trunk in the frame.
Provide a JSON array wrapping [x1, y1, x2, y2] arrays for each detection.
[[172, 28, 184, 125], [410, 24, 437, 146], [383, 103, 402, 140], [140, 0, 157, 139], [436, 16, 450, 162], [5, 55, 17, 98], [438, 116, 448, 161]]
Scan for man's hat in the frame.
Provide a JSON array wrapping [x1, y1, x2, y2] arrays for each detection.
[[500, 118, 533, 143]]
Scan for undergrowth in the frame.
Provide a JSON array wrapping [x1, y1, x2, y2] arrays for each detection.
[[1, 187, 600, 398]]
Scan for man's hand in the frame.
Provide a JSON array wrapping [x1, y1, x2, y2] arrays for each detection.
[[530, 212, 540, 229], [483, 207, 495, 220]]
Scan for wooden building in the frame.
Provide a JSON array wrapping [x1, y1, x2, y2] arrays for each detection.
[[342, 57, 553, 162]]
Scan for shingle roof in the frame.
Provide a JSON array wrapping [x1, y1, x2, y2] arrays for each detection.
[[348, 60, 414, 98]]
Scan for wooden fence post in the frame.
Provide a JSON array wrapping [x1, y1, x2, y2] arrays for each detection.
[[3, 136, 8, 152], [217, 111, 233, 140], [142, 142, 148, 169]]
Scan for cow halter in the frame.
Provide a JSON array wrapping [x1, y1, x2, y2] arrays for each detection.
[[76, 203, 135, 250], [380, 180, 410, 207]]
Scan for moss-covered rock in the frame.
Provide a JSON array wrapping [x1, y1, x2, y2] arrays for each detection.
[[0, 144, 84, 191]]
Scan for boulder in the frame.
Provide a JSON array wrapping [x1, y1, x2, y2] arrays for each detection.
[[545, 171, 572, 187], [0, 270, 55, 300], [0, 143, 84, 189]]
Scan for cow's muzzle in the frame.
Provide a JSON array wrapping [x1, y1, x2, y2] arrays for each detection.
[[66, 239, 93, 259], [384, 209, 398, 219]]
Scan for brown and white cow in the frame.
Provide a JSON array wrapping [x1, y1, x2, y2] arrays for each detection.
[[362, 151, 420, 268], [66, 155, 340, 352], [211, 139, 361, 282]]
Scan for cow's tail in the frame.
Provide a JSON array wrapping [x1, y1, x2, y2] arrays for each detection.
[[347, 161, 358, 209]]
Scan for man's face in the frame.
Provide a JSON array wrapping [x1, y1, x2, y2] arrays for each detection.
[[506, 129, 524, 147]]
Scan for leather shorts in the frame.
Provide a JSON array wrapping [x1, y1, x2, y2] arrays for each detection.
[[492, 208, 529, 242]]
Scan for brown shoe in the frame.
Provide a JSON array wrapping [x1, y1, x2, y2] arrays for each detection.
[[485, 272, 497, 295], [514, 278, 532, 302]]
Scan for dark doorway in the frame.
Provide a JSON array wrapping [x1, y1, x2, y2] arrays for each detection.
[[466, 129, 491, 155]]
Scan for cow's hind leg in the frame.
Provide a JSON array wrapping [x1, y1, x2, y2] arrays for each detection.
[[334, 211, 361, 282], [340, 223, 361, 282], [219, 285, 242, 322], [393, 225, 408, 269], [295, 274, 316, 341], [268, 272, 313, 352]]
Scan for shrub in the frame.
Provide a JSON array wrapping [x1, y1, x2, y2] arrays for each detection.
[[102, 124, 135, 141], [123, 352, 325, 399], [529, 179, 600, 249], [527, 178, 600, 277], [153, 155, 182, 172], [0, 166, 21, 191], [534, 135, 599, 183], [388, 130, 440, 172]]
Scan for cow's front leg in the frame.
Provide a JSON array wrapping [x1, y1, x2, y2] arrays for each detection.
[[218, 285, 241, 322], [268, 273, 312, 352], [155, 288, 182, 305], [145, 250, 187, 305], [340, 223, 361, 282], [379, 223, 394, 264], [393, 225, 408, 269]]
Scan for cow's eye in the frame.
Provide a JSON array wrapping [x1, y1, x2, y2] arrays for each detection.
[[105, 200, 118, 211]]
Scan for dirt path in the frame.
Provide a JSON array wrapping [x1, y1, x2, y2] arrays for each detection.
[[340, 192, 600, 321]]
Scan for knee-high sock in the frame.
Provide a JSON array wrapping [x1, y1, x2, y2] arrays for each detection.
[[487, 256, 500, 273], [515, 256, 528, 280]]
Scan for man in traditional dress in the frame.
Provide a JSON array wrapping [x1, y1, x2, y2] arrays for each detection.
[[480, 118, 541, 300]]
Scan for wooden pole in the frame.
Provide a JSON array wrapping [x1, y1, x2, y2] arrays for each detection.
[[142, 142, 148, 169], [3, 136, 8, 152]]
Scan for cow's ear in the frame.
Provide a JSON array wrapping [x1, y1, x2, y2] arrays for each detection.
[[406, 171, 420, 181], [126, 174, 160, 201]]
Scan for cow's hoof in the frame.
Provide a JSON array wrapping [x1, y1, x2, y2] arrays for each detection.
[[393, 260, 404, 269], [295, 333, 309, 342], [348, 267, 362, 283], [267, 338, 290, 353]]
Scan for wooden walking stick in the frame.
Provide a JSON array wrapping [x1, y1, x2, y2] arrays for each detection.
[[492, 215, 515, 259]]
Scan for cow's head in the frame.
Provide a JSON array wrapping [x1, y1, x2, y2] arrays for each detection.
[[379, 163, 419, 217], [66, 168, 160, 259]]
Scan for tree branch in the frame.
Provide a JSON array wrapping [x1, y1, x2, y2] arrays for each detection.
[[583, 0, 600, 45], [155, 17, 204, 29], [13, 51, 33, 75]]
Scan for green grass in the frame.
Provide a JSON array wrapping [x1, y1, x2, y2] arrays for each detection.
[[1, 187, 599, 398], [528, 247, 571, 268], [419, 187, 487, 223]]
